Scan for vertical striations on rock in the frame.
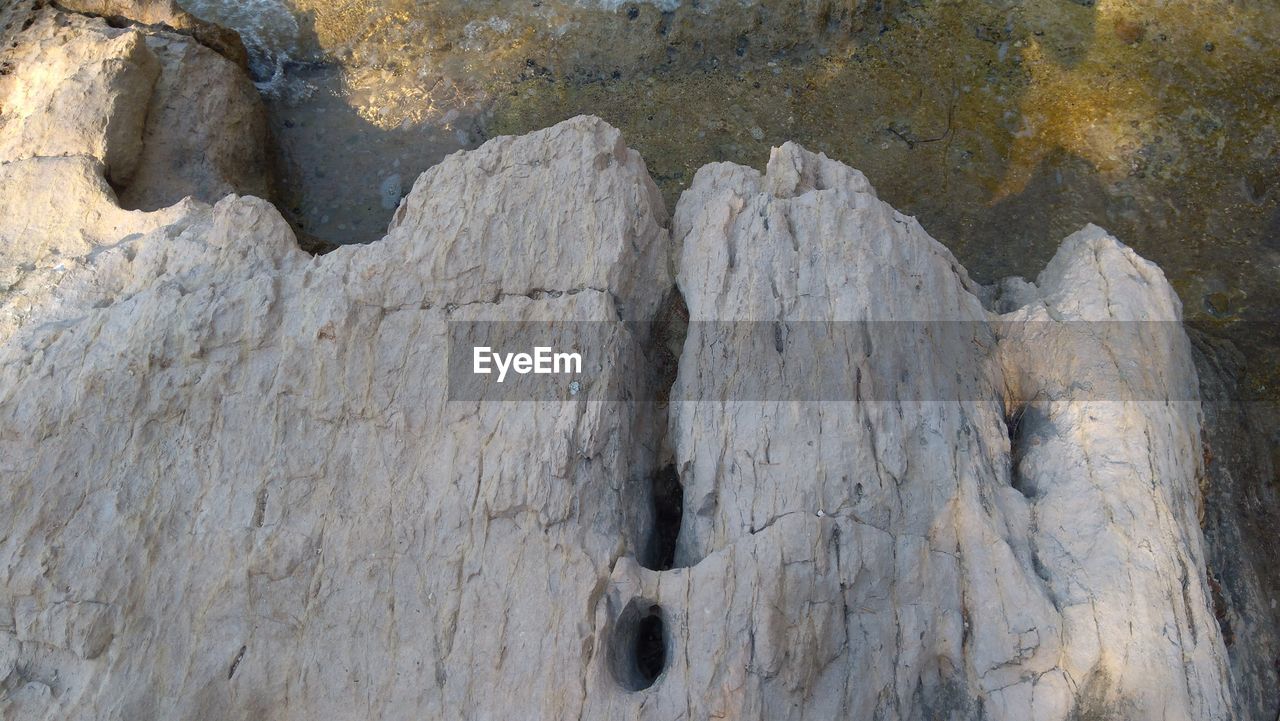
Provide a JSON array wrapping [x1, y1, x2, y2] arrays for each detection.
[[994, 226, 1234, 720]]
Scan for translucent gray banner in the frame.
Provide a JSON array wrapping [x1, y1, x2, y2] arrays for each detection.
[[445, 321, 1275, 401]]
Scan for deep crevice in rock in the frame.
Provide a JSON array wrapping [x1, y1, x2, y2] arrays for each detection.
[[1206, 564, 1234, 647], [634, 287, 688, 571], [1006, 401, 1034, 499], [641, 465, 683, 571]]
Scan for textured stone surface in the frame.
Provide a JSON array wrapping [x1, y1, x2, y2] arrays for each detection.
[[647, 144, 1233, 720], [0, 155, 198, 340], [57, 0, 250, 67], [0, 116, 672, 719], [0, 11, 159, 186], [993, 226, 1232, 720], [0, 21, 1251, 713], [0, 6, 268, 209], [118, 27, 271, 210]]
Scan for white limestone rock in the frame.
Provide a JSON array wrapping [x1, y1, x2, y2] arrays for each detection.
[[0, 67, 1237, 719], [0, 11, 159, 186], [0, 4, 270, 340], [642, 143, 1233, 720], [0, 155, 201, 341], [118, 28, 271, 211], [56, 0, 251, 67], [994, 226, 1233, 720], [0, 7, 269, 211], [0, 116, 673, 719]]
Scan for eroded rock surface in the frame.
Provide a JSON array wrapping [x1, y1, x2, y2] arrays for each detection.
[[0, 116, 672, 719], [0, 20, 1251, 715], [0, 5, 268, 210], [635, 145, 1233, 720], [55, 0, 248, 67], [0, 11, 159, 187]]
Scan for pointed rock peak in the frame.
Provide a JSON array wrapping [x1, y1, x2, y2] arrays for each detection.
[[764, 141, 875, 199]]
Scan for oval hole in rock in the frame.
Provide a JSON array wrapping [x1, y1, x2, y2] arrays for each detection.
[[609, 599, 668, 691]]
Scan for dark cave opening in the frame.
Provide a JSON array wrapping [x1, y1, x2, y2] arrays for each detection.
[[634, 611, 666, 684], [610, 599, 668, 691]]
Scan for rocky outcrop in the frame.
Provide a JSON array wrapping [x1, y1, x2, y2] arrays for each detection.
[[0, 5, 268, 210], [0, 14, 1251, 714], [116, 23, 271, 211], [0, 113, 676, 719], [645, 145, 1233, 720], [55, 0, 249, 68], [0, 155, 200, 339], [0, 11, 158, 188]]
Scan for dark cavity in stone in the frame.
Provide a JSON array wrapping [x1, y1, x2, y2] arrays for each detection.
[[642, 465, 683, 570], [610, 599, 668, 691]]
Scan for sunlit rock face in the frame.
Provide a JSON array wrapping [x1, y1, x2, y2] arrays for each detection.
[[57, 0, 250, 66], [0, 6, 268, 212], [0, 4, 267, 341], [641, 145, 1233, 720], [0, 6, 1238, 718], [0, 112, 672, 718]]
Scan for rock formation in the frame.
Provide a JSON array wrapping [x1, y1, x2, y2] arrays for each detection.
[[0, 4, 268, 211], [52, 0, 248, 67], [0, 5, 1260, 719], [647, 146, 1232, 720]]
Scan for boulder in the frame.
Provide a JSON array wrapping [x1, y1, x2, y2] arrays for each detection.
[[0, 11, 159, 187], [56, 0, 250, 68], [0, 7, 269, 209], [118, 27, 271, 210]]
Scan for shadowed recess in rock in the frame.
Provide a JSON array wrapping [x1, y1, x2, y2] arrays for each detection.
[[640, 465, 683, 571], [1006, 401, 1032, 499], [609, 599, 667, 692]]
